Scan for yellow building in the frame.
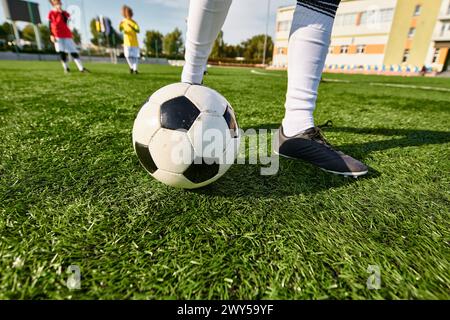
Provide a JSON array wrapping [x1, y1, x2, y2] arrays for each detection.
[[430, 0, 450, 71], [272, 0, 449, 73]]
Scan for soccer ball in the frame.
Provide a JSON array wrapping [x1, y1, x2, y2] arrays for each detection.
[[133, 83, 240, 189]]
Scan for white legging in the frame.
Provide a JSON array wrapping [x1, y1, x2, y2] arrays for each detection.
[[126, 56, 139, 71], [182, 0, 336, 135]]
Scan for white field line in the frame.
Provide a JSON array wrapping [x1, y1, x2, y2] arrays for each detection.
[[322, 78, 351, 83], [252, 72, 450, 92], [250, 69, 283, 77], [368, 82, 450, 92], [323, 78, 450, 92]]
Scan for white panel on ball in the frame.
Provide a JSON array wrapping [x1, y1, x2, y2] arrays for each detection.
[[152, 170, 197, 189], [132, 100, 161, 146], [149, 83, 192, 105], [187, 114, 232, 160], [185, 85, 228, 115], [222, 137, 241, 170], [148, 128, 194, 174]]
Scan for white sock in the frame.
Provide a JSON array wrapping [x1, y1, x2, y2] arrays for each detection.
[[126, 57, 133, 69], [61, 60, 69, 71], [282, 4, 337, 137], [132, 58, 138, 71], [182, 0, 232, 84], [74, 58, 84, 71]]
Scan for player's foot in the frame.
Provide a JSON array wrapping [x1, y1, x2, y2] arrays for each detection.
[[275, 125, 368, 178], [130, 68, 134, 74], [64, 68, 71, 74], [134, 70, 139, 74], [80, 68, 91, 73]]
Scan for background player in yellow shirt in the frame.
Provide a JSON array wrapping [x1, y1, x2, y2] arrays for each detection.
[[119, 6, 140, 74]]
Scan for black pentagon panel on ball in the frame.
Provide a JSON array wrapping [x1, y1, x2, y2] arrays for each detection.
[[183, 158, 220, 184], [160, 96, 201, 131], [135, 142, 158, 174], [223, 106, 238, 138]]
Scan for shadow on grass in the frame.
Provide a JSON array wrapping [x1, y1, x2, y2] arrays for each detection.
[[196, 161, 380, 198], [328, 127, 450, 154], [194, 126, 449, 198]]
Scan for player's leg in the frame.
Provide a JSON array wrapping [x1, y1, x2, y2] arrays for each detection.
[[59, 52, 70, 73], [124, 47, 134, 73], [54, 38, 69, 72], [130, 57, 138, 73], [63, 38, 87, 72], [70, 52, 85, 72], [126, 57, 133, 73], [132, 48, 139, 73], [283, 0, 339, 136], [276, 0, 367, 177], [181, 0, 233, 84]]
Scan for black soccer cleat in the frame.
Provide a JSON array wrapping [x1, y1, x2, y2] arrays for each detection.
[[64, 68, 71, 74], [274, 125, 368, 178], [134, 70, 139, 75], [130, 68, 134, 74], [80, 68, 91, 73]]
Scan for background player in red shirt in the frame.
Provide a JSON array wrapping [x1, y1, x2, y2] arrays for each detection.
[[48, 0, 88, 73]]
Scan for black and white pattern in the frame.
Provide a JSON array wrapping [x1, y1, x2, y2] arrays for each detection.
[[132, 83, 240, 189], [297, 0, 341, 18]]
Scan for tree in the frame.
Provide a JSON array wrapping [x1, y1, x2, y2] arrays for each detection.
[[241, 34, 273, 62], [144, 30, 163, 57], [22, 24, 35, 42], [0, 22, 16, 48], [210, 30, 225, 59], [38, 25, 52, 50], [19, 24, 54, 50], [0, 23, 9, 40], [72, 28, 81, 45], [163, 28, 183, 57]]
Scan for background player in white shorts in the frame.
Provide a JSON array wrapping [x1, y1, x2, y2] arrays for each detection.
[[119, 6, 141, 74], [48, 0, 88, 73]]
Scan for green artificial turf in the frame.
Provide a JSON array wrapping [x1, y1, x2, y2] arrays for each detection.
[[0, 61, 449, 300]]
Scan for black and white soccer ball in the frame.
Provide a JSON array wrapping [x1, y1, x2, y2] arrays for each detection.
[[133, 83, 240, 189]]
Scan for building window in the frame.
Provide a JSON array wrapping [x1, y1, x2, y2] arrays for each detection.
[[340, 45, 349, 54], [359, 11, 367, 25], [344, 13, 357, 26], [360, 8, 394, 25], [277, 20, 290, 32], [356, 45, 366, 54], [379, 8, 395, 23], [447, 4, 450, 15], [277, 47, 285, 55], [408, 27, 416, 38], [334, 13, 358, 26], [402, 49, 410, 63], [439, 23, 450, 37], [432, 48, 440, 63], [413, 4, 421, 16]]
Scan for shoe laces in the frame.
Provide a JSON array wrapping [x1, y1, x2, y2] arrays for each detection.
[[309, 120, 336, 150]]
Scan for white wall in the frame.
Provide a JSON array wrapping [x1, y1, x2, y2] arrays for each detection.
[[331, 35, 390, 46]]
